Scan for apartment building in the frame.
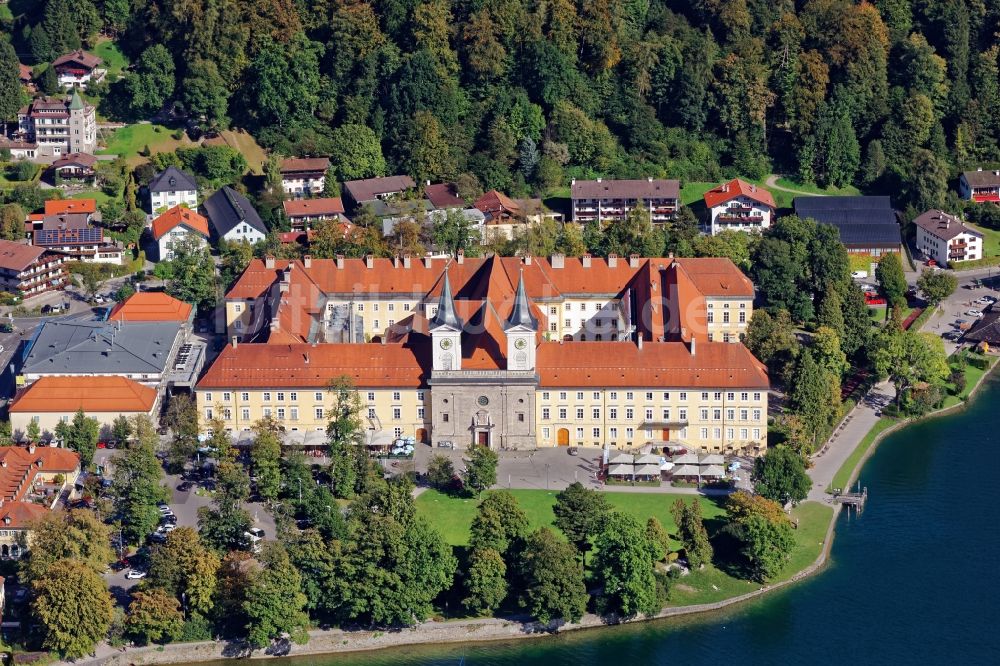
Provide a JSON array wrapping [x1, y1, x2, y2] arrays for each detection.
[[200, 253, 767, 455], [148, 166, 198, 212], [17, 91, 96, 157], [279, 158, 329, 197], [0, 240, 66, 296], [570, 178, 680, 225], [912, 210, 983, 267]]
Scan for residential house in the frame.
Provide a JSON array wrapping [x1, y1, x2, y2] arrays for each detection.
[[962, 305, 1000, 348], [51, 51, 105, 89], [424, 182, 465, 209], [793, 196, 901, 273], [148, 166, 198, 213], [0, 445, 81, 559], [703, 179, 775, 235], [33, 212, 123, 265], [0, 240, 65, 297], [571, 178, 680, 225], [959, 169, 1000, 203], [343, 175, 416, 210], [0, 137, 37, 160], [18, 63, 34, 89], [474, 190, 521, 223], [202, 186, 268, 245], [9, 376, 160, 435], [282, 198, 345, 230], [204, 254, 767, 454], [912, 210, 983, 267], [17, 91, 96, 157], [50, 152, 97, 183], [151, 205, 210, 261], [279, 158, 329, 197]]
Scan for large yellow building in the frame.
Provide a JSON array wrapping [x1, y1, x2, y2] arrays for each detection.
[[198, 254, 768, 455]]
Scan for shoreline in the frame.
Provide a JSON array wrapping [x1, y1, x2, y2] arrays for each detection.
[[60, 362, 997, 666]]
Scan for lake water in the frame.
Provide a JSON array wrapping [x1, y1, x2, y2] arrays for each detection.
[[239, 376, 1000, 665]]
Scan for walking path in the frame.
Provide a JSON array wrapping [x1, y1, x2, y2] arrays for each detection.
[[764, 174, 827, 197]]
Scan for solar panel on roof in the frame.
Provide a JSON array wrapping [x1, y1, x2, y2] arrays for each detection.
[[34, 227, 103, 246], [793, 196, 893, 212]]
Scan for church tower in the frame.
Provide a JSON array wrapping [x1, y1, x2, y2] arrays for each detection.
[[430, 270, 463, 371], [504, 269, 537, 371]]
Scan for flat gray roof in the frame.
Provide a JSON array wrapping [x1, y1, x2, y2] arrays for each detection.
[[23, 320, 181, 376]]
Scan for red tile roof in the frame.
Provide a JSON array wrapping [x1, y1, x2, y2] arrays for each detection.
[[198, 342, 430, 389], [474, 190, 520, 218], [282, 198, 345, 217], [279, 157, 330, 173], [424, 183, 464, 208], [52, 153, 97, 169], [0, 446, 80, 503], [44, 199, 97, 216], [9, 376, 157, 414], [151, 205, 210, 240], [0, 239, 47, 272], [52, 50, 102, 70], [0, 502, 49, 529], [19, 64, 33, 81], [703, 179, 776, 210], [108, 292, 193, 322], [537, 341, 769, 388]]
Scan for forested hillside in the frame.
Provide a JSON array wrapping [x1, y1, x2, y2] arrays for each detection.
[[4, 0, 1000, 210]]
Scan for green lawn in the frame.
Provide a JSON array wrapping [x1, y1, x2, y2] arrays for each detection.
[[965, 222, 1000, 260], [70, 189, 115, 207], [98, 123, 194, 163], [680, 176, 861, 210], [415, 488, 726, 549], [94, 39, 130, 82], [0, 5, 13, 21], [417, 489, 833, 609], [827, 417, 897, 493], [0, 163, 40, 188], [942, 354, 997, 408], [669, 501, 833, 606]]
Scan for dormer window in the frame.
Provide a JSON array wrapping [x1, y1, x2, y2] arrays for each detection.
[[3, 517, 10, 525], [168, 177, 176, 186]]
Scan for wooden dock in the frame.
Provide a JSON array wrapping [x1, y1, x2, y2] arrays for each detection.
[[832, 486, 868, 511]]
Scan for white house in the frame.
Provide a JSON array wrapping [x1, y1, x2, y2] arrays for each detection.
[[152, 206, 211, 261], [148, 166, 199, 213], [912, 209, 983, 267], [202, 186, 268, 245], [279, 158, 329, 197], [51, 51, 105, 90], [703, 179, 775, 235], [959, 169, 1000, 203]]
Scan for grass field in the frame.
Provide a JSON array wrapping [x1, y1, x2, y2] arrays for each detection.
[[942, 353, 997, 409], [98, 123, 196, 164], [0, 162, 40, 188], [70, 189, 115, 207], [679, 176, 860, 210], [94, 39, 130, 82], [966, 222, 1000, 259], [208, 130, 268, 174], [415, 488, 727, 549], [417, 489, 833, 609], [669, 501, 832, 606]]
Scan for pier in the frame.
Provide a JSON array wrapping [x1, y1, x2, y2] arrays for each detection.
[[832, 486, 868, 511]]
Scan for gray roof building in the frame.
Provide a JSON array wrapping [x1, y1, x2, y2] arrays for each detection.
[[202, 186, 267, 239], [148, 166, 198, 193], [22, 320, 182, 382]]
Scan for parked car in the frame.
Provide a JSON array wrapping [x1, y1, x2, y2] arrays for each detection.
[[125, 569, 147, 580], [161, 514, 177, 525], [177, 481, 193, 491], [851, 270, 868, 279], [966, 309, 984, 318]]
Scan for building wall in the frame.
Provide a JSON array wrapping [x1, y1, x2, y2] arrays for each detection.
[[709, 198, 773, 235], [282, 176, 325, 197], [158, 227, 208, 261], [222, 226, 266, 245], [151, 190, 198, 213], [68, 106, 96, 155], [572, 197, 679, 225], [705, 297, 751, 342], [915, 227, 982, 266], [11, 407, 158, 438], [194, 384, 767, 454]]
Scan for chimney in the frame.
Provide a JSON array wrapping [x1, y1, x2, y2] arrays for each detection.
[[668, 252, 674, 259], [28, 443, 35, 454], [978, 167, 983, 171], [596, 177, 602, 183], [426, 179, 431, 187], [607, 253, 618, 268], [303, 255, 312, 268], [365, 254, 374, 268], [456, 249, 464, 264], [403, 255, 411, 268], [689, 336, 696, 356], [629, 254, 639, 268], [424, 256, 433, 268], [636, 335, 643, 350], [265, 255, 275, 269], [393, 256, 400, 268], [336, 255, 345, 269], [551, 254, 565, 269], [304, 352, 309, 364], [571, 178, 576, 186], [582, 253, 592, 268], [523, 255, 531, 266], [647, 176, 653, 182]]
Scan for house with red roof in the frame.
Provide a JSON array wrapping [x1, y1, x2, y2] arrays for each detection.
[[282, 197, 345, 230], [52, 50, 105, 89], [703, 179, 776, 235], [151, 205, 210, 261], [279, 158, 330, 197], [9, 376, 159, 435]]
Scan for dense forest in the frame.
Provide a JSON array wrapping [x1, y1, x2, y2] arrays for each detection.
[[3, 1, 1000, 211]]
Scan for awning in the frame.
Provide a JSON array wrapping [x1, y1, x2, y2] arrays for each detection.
[[699, 454, 725, 465], [607, 463, 633, 477], [672, 453, 700, 465], [634, 454, 661, 465], [633, 464, 661, 476], [671, 464, 700, 476], [608, 452, 634, 465], [700, 465, 725, 477]]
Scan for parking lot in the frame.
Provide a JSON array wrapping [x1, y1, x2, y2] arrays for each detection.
[[920, 279, 998, 353]]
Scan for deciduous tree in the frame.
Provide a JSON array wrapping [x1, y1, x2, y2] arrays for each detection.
[[244, 543, 310, 649], [751, 447, 811, 505], [593, 512, 660, 617], [32, 559, 113, 659], [126, 588, 184, 645], [517, 527, 587, 624], [463, 445, 498, 496], [553, 481, 611, 567]]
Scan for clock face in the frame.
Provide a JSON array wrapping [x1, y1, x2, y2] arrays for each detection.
[[477, 396, 489, 406], [514, 338, 527, 350], [439, 338, 452, 349]]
